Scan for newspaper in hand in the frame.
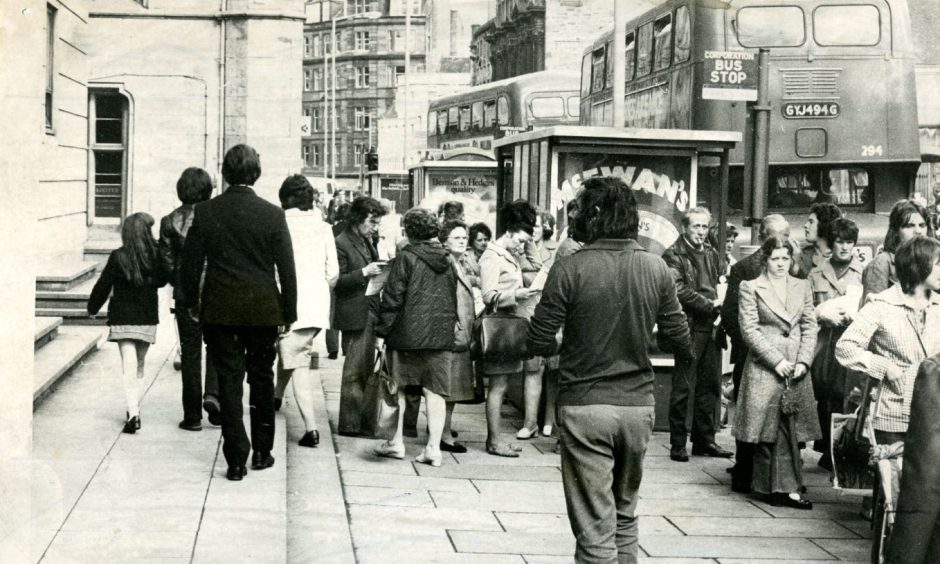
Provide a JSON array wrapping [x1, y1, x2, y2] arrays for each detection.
[[365, 268, 390, 296], [529, 266, 550, 292]]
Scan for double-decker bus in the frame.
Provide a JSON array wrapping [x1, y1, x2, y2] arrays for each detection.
[[427, 71, 581, 152], [580, 0, 921, 250]]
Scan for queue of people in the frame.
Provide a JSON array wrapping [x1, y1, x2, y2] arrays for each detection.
[[84, 143, 940, 561]]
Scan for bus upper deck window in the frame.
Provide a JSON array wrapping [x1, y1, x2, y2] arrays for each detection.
[[437, 110, 447, 136], [674, 6, 691, 63], [568, 96, 581, 117], [459, 105, 471, 132], [636, 22, 653, 77], [591, 48, 606, 93], [447, 107, 459, 133], [814, 5, 881, 46], [428, 112, 437, 135], [581, 53, 593, 97], [530, 97, 565, 119], [736, 6, 805, 47], [653, 14, 672, 71], [483, 100, 497, 127], [625, 31, 636, 81], [497, 95, 510, 126], [471, 101, 483, 131]]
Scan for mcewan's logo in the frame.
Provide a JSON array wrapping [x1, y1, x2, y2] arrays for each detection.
[[560, 165, 690, 213]]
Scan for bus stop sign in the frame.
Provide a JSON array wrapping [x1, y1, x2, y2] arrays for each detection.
[[702, 51, 758, 101]]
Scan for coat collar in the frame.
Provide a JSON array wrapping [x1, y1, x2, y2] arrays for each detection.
[[451, 254, 474, 293], [343, 225, 375, 263], [486, 240, 521, 267], [582, 238, 647, 252], [224, 184, 256, 196], [870, 285, 940, 357], [814, 258, 863, 295], [752, 273, 804, 324]]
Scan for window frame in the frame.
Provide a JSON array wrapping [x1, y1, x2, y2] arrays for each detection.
[[636, 21, 653, 78], [303, 69, 312, 92], [45, 4, 57, 131], [674, 5, 691, 63], [812, 4, 882, 46], [355, 65, 371, 88], [89, 89, 129, 220], [496, 95, 510, 126], [471, 100, 484, 131], [735, 6, 806, 48], [653, 13, 673, 72], [625, 30, 637, 82], [355, 30, 372, 51]]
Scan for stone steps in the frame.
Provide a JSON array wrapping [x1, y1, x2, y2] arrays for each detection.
[[34, 316, 62, 350], [83, 237, 120, 271], [36, 272, 108, 325], [33, 324, 107, 405], [36, 261, 98, 291]]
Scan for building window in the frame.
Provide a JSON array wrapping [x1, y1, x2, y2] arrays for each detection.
[[350, 0, 369, 14], [312, 145, 322, 167], [389, 30, 400, 51], [89, 90, 128, 219], [45, 4, 57, 130], [354, 143, 365, 166], [303, 145, 311, 166], [313, 69, 323, 91], [354, 107, 371, 130], [304, 35, 312, 56], [355, 31, 371, 51], [312, 108, 322, 132], [312, 34, 321, 57], [304, 69, 312, 91], [388, 64, 405, 86], [355, 66, 371, 88], [323, 33, 331, 54]]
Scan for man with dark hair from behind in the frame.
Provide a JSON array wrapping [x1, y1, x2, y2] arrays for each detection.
[[181, 144, 298, 481], [527, 176, 691, 564], [160, 167, 220, 431]]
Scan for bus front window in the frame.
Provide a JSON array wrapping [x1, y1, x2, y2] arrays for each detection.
[[768, 167, 871, 209], [437, 111, 447, 136], [736, 6, 805, 47], [459, 105, 471, 132], [497, 95, 510, 126], [530, 97, 565, 120], [483, 100, 497, 128], [814, 5, 881, 46]]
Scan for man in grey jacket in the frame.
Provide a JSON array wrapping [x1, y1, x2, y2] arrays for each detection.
[[527, 177, 691, 564]]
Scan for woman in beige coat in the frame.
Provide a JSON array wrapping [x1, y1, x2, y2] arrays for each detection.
[[735, 235, 819, 509]]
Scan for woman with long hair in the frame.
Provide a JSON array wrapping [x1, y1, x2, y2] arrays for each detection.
[[479, 200, 540, 457], [862, 199, 931, 303], [735, 235, 819, 509], [88, 212, 168, 433], [797, 202, 843, 278]]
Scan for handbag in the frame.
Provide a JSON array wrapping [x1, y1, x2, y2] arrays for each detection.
[[779, 376, 800, 415], [474, 298, 530, 363]]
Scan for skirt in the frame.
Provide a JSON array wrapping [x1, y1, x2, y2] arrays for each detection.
[[388, 349, 475, 402], [108, 324, 157, 344]]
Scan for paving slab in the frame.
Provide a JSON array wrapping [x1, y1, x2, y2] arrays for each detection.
[[346, 484, 436, 507], [450, 530, 574, 556], [432, 490, 568, 513], [343, 470, 478, 492], [414, 464, 562, 482], [756, 502, 863, 520], [40, 530, 195, 561], [809, 538, 871, 561], [640, 535, 834, 559], [668, 516, 861, 538], [348, 504, 504, 532], [496, 512, 683, 536], [636, 498, 768, 518]]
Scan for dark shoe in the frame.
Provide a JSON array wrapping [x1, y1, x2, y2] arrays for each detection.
[[226, 465, 247, 481], [299, 430, 320, 448], [770, 492, 813, 510], [731, 479, 752, 494], [451, 430, 458, 439], [692, 443, 734, 458], [818, 454, 834, 472], [274, 397, 282, 411], [327, 351, 338, 360], [123, 415, 140, 435], [178, 419, 202, 431], [251, 452, 275, 470], [203, 398, 222, 426], [440, 441, 467, 453], [670, 446, 689, 462], [403, 426, 419, 438]]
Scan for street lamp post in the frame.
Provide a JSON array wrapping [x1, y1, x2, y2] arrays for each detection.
[[402, 2, 411, 171]]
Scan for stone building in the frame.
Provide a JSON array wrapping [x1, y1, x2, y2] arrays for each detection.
[[301, 0, 427, 191]]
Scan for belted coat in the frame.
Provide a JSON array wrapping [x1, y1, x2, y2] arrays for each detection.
[[733, 274, 821, 444]]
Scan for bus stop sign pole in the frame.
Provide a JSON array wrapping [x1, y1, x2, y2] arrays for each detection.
[[750, 49, 771, 245]]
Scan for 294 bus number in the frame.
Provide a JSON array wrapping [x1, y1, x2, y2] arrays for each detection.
[[782, 102, 840, 119], [861, 145, 883, 157]]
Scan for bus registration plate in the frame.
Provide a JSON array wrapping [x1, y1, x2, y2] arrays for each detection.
[[782, 102, 840, 119]]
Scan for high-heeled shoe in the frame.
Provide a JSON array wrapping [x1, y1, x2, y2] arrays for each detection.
[[541, 424, 553, 437], [415, 448, 442, 467], [769, 492, 813, 510], [123, 414, 140, 434], [299, 430, 320, 448], [516, 425, 539, 440]]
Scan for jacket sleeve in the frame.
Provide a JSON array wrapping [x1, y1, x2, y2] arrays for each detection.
[[179, 213, 206, 309], [272, 211, 298, 325], [861, 253, 891, 305], [87, 254, 115, 316], [334, 237, 369, 293], [738, 280, 786, 370], [158, 215, 178, 287], [885, 357, 940, 564], [375, 254, 410, 338], [835, 302, 896, 381], [721, 260, 745, 343], [796, 281, 819, 368], [656, 261, 692, 361], [519, 240, 543, 287], [325, 233, 339, 289], [480, 253, 517, 309], [526, 262, 565, 357], [662, 247, 715, 316]]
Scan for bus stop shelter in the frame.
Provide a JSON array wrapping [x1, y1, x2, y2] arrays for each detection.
[[409, 148, 498, 230], [493, 126, 740, 430]]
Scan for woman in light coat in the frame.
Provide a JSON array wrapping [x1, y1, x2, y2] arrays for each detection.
[[274, 176, 339, 447], [480, 199, 540, 457], [735, 235, 819, 509]]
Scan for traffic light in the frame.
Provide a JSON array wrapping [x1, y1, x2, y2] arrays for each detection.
[[366, 147, 379, 171]]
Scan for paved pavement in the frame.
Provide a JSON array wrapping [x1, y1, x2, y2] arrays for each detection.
[[18, 313, 874, 563]]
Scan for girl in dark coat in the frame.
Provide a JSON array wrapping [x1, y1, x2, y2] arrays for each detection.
[[88, 212, 168, 434]]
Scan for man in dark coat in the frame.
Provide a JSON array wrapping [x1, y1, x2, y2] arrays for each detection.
[[662, 206, 731, 462], [721, 213, 790, 491], [334, 196, 388, 436], [180, 144, 297, 481], [527, 177, 691, 563]]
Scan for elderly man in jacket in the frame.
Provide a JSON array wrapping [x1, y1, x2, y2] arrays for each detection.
[[528, 177, 691, 564], [663, 206, 732, 462]]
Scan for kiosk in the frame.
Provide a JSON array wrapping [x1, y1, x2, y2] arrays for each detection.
[[366, 171, 411, 214], [408, 148, 498, 230], [493, 126, 740, 431]]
